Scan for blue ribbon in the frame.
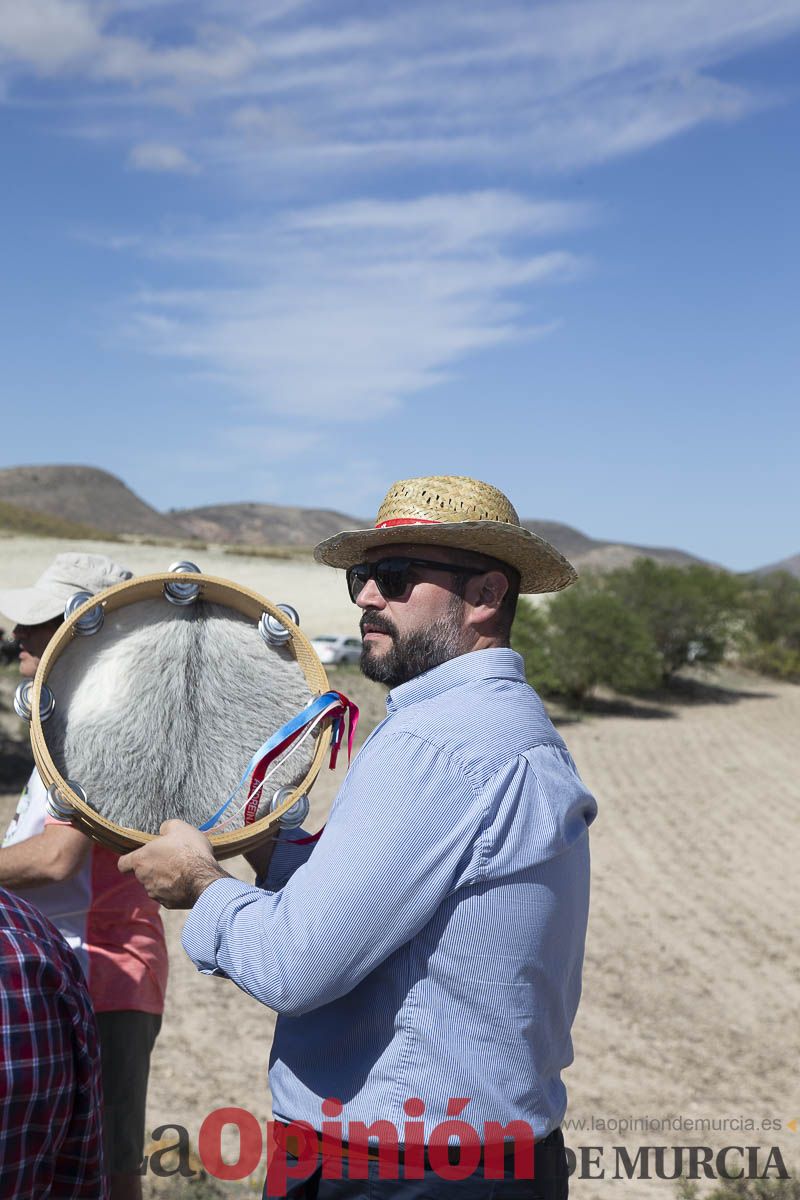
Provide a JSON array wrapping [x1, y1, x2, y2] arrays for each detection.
[[198, 691, 343, 832]]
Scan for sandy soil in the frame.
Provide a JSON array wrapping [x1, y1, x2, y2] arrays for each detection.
[[0, 534, 360, 641], [0, 536, 798, 1197]]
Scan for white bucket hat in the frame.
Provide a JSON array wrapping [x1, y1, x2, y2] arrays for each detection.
[[0, 553, 132, 626]]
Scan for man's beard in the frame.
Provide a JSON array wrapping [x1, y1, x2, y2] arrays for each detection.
[[359, 595, 467, 688]]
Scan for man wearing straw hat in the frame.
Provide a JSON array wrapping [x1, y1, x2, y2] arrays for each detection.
[[0, 553, 168, 1200], [122, 475, 597, 1199]]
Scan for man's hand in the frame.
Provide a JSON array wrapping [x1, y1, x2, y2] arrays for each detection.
[[118, 820, 229, 909]]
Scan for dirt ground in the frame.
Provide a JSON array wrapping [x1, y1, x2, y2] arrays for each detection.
[[0, 534, 360, 642], [1, 536, 798, 1197]]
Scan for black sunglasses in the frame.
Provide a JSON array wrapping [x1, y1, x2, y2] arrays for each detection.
[[346, 557, 487, 603]]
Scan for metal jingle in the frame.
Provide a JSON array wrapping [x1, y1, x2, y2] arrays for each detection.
[[45, 780, 87, 822], [270, 786, 310, 829], [277, 603, 300, 626], [46, 784, 72, 821], [259, 612, 288, 646], [168, 560, 202, 574], [64, 590, 104, 635], [12, 680, 32, 721], [65, 590, 92, 617], [258, 603, 299, 647], [13, 680, 55, 723], [39, 684, 56, 722], [164, 561, 202, 606]]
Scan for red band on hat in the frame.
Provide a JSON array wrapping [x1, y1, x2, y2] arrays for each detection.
[[375, 518, 440, 528]]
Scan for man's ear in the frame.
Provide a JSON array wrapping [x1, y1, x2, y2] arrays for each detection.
[[464, 570, 509, 620]]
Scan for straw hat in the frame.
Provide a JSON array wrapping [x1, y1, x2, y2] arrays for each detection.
[[313, 475, 576, 594]]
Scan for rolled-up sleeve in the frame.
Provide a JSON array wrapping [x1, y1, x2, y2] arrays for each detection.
[[182, 730, 487, 1015], [260, 829, 317, 892]]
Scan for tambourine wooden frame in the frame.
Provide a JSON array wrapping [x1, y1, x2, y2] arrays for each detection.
[[30, 572, 332, 859]]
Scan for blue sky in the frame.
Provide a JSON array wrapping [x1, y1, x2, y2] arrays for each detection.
[[1, 0, 798, 570]]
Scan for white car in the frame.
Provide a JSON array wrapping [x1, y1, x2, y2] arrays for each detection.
[[311, 634, 362, 665]]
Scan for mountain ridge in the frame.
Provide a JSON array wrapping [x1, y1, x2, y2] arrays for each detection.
[[749, 552, 800, 579], [0, 464, 792, 574]]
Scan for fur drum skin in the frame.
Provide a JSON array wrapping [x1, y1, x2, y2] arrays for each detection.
[[43, 599, 316, 833]]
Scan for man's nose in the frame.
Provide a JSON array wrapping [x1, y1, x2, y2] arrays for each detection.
[[355, 577, 386, 609]]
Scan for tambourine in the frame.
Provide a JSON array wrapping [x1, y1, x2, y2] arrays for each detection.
[[18, 564, 353, 860]]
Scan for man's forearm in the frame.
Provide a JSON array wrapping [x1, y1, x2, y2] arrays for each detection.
[[186, 857, 233, 904], [0, 827, 90, 888], [0, 839, 57, 888]]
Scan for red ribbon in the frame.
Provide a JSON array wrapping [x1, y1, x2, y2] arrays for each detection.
[[244, 693, 360, 827], [375, 518, 440, 528], [287, 694, 360, 845], [327, 691, 360, 769]]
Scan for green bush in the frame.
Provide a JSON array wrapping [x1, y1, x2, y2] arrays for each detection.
[[510, 600, 559, 695], [511, 559, 800, 705], [512, 577, 661, 706], [744, 642, 800, 681], [742, 572, 800, 680], [604, 559, 745, 681], [545, 579, 662, 704], [745, 571, 800, 646]]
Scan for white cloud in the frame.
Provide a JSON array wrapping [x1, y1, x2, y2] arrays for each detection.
[[512, 73, 756, 170], [228, 102, 312, 145], [119, 192, 584, 419], [0, 0, 257, 83], [5, 0, 800, 464], [3, 0, 798, 173], [0, 0, 99, 71], [98, 35, 256, 86], [288, 193, 591, 246], [127, 141, 199, 173]]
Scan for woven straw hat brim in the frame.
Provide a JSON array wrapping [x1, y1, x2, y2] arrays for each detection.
[[314, 521, 576, 594]]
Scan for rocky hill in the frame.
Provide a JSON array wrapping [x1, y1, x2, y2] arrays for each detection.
[[522, 519, 708, 571], [0, 463, 723, 570], [749, 552, 800, 578], [0, 465, 185, 540], [0, 499, 114, 542], [171, 502, 362, 547]]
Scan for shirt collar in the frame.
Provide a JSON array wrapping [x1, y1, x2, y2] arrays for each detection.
[[385, 647, 526, 713]]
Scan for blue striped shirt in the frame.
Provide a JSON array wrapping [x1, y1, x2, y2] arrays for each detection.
[[182, 648, 597, 1140]]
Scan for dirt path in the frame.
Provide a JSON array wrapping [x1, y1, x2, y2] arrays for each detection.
[[562, 671, 800, 1197]]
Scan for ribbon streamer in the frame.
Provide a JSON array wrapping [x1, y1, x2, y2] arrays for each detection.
[[199, 691, 359, 833]]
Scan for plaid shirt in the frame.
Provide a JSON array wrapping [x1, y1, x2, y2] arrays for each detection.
[[0, 887, 107, 1198]]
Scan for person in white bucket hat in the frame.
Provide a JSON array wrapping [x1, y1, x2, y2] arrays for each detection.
[[122, 476, 597, 1199], [0, 552, 132, 630], [0, 552, 168, 1200]]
